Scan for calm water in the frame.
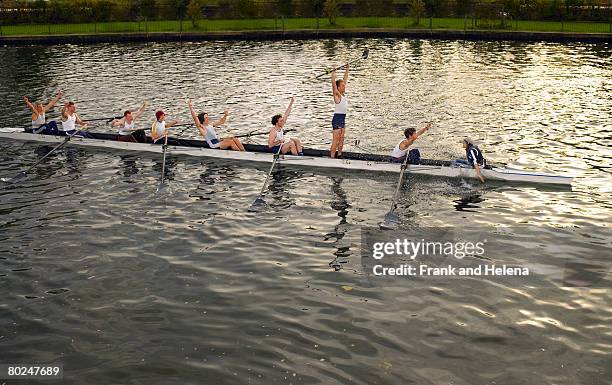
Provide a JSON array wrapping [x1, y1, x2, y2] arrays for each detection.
[[0, 39, 611, 385]]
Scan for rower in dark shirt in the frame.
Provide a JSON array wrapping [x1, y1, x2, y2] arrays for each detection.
[[454, 138, 486, 183]]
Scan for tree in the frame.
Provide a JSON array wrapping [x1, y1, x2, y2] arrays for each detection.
[[279, 0, 292, 16], [139, 0, 157, 19], [324, 0, 339, 25], [312, 0, 325, 17], [409, 0, 425, 25], [186, 0, 202, 27]]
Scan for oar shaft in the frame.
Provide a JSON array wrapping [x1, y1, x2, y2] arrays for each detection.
[[21, 127, 87, 175], [258, 146, 283, 196], [389, 158, 410, 213], [84, 116, 122, 122], [313, 56, 363, 80], [159, 135, 169, 186], [235, 128, 294, 139]]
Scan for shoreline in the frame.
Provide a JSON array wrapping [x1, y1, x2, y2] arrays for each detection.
[[1, 28, 611, 45]]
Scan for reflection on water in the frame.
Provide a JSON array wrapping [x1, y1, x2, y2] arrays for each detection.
[[454, 194, 484, 212], [0, 39, 610, 385], [327, 177, 352, 271]]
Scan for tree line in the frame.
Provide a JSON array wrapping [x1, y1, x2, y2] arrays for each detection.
[[0, 0, 609, 25]]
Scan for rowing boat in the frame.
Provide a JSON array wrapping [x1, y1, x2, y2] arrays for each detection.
[[0, 127, 573, 186]]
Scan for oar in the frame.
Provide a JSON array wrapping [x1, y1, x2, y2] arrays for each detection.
[[156, 134, 169, 193], [380, 152, 411, 230], [84, 116, 123, 123], [248, 145, 283, 212], [235, 128, 295, 139], [1, 126, 89, 184], [171, 123, 194, 128], [304, 47, 369, 83]]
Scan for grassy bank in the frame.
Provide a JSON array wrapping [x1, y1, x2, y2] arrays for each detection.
[[1, 17, 610, 36]]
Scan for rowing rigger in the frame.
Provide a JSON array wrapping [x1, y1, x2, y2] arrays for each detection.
[[0, 128, 573, 187]]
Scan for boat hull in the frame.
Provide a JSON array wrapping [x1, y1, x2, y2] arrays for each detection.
[[0, 128, 573, 187]]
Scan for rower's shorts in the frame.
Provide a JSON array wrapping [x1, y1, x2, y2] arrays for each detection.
[[33, 121, 59, 135], [332, 114, 346, 130], [270, 145, 281, 154], [393, 149, 421, 164], [452, 159, 486, 168], [62, 130, 91, 138], [118, 129, 146, 143], [209, 138, 220, 149]]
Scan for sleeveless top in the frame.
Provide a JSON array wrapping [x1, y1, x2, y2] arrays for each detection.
[[204, 124, 220, 149], [62, 113, 76, 132], [152, 120, 166, 140], [270, 127, 283, 147], [334, 94, 348, 114], [118, 119, 135, 135], [32, 112, 45, 127], [391, 140, 409, 158]]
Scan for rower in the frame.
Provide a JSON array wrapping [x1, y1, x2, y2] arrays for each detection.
[[60, 101, 89, 137], [111, 101, 148, 143], [24, 90, 62, 134], [453, 138, 486, 183], [391, 122, 432, 163], [187, 99, 245, 151], [330, 65, 349, 158], [268, 97, 303, 156], [151, 110, 178, 143]]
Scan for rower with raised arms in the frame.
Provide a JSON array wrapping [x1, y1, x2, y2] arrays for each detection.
[[61, 101, 89, 137], [330, 64, 349, 158], [24, 90, 62, 134], [111, 101, 148, 143], [391, 122, 432, 163], [187, 99, 245, 151], [151, 110, 178, 143], [111, 101, 147, 143], [268, 97, 303, 156]]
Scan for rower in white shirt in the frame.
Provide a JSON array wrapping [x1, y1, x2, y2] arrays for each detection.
[[60, 101, 89, 137], [23, 90, 62, 134], [187, 99, 245, 151], [390, 123, 432, 164], [151, 110, 178, 143], [111, 101, 148, 143]]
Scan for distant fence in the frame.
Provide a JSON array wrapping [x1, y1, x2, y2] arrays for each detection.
[[0, 0, 610, 34]]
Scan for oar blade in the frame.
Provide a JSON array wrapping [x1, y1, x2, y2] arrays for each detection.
[[362, 47, 369, 59], [248, 197, 266, 212], [380, 211, 401, 230], [155, 182, 165, 193], [1, 172, 27, 184]]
